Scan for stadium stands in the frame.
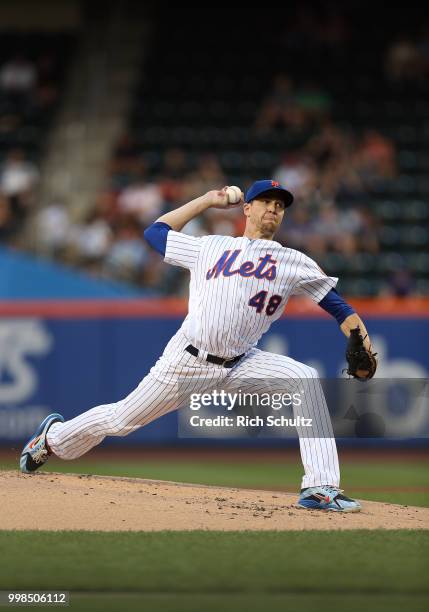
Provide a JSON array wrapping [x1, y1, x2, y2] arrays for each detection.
[[1, 2, 428, 297]]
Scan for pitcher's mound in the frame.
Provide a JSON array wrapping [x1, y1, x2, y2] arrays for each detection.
[[1, 470, 428, 531]]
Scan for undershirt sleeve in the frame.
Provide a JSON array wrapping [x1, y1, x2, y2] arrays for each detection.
[[318, 288, 355, 324], [143, 222, 172, 256]]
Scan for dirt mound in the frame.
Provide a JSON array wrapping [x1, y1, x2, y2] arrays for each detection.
[[2, 470, 428, 531]]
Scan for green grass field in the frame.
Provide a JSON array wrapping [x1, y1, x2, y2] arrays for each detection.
[[1, 453, 428, 611], [0, 531, 427, 611]]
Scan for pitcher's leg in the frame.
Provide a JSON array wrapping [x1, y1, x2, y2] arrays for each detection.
[[299, 434, 339, 489], [47, 372, 180, 460], [295, 370, 340, 488], [228, 349, 340, 488]]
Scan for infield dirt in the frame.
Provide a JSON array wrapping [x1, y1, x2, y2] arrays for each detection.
[[1, 470, 428, 531]]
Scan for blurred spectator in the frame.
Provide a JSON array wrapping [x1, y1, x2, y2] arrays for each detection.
[[104, 215, 148, 283], [356, 130, 397, 181], [0, 55, 36, 93], [317, 205, 346, 241], [118, 179, 164, 225], [281, 207, 314, 251], [67, 208, 112, 268], [0, 149, 39, 234], [384, 36, 425, 82], [0, 55, 37, 116], [273, 153, 317, 200], [34, 202, 71, 257], [0, 149, 39, 198]]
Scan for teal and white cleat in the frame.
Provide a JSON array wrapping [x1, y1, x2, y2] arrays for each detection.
[[298, 485, 361, 512], [20, 413, 64, 473]]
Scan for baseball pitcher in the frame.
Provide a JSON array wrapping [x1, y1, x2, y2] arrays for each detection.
[[20, 180, 377, 512]]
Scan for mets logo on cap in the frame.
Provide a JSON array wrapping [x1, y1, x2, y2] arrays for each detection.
[[245, 179, 294, 207]]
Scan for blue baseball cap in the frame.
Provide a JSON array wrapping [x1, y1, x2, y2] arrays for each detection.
[[245, 179, 294, 207]]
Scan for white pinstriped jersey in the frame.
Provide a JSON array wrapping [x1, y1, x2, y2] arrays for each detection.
[[165, 232, 337, 358]]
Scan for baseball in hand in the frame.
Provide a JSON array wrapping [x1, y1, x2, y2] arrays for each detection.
[[226, 185, 242, 204]]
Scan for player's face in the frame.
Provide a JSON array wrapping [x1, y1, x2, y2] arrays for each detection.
[[244, 197, 286, 235]]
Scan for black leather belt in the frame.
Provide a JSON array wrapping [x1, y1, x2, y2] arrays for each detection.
[[185, 344, 244, 368]]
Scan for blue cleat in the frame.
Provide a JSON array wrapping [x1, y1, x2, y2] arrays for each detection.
[[20, 413, 64, 473], [297, 485, 361, 513]]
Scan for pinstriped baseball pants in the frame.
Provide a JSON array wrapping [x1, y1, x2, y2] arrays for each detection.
[[47, 330, 340, 489]]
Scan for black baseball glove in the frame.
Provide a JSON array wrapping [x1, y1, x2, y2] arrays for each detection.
[[345, 327, 378, 381]]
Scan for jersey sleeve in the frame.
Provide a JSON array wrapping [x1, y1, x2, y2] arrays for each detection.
[[164, 230, 204, 270], [293, 253, 338, 302]]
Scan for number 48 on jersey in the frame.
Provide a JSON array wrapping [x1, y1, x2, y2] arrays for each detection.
[[249, 291, 282, 316]]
